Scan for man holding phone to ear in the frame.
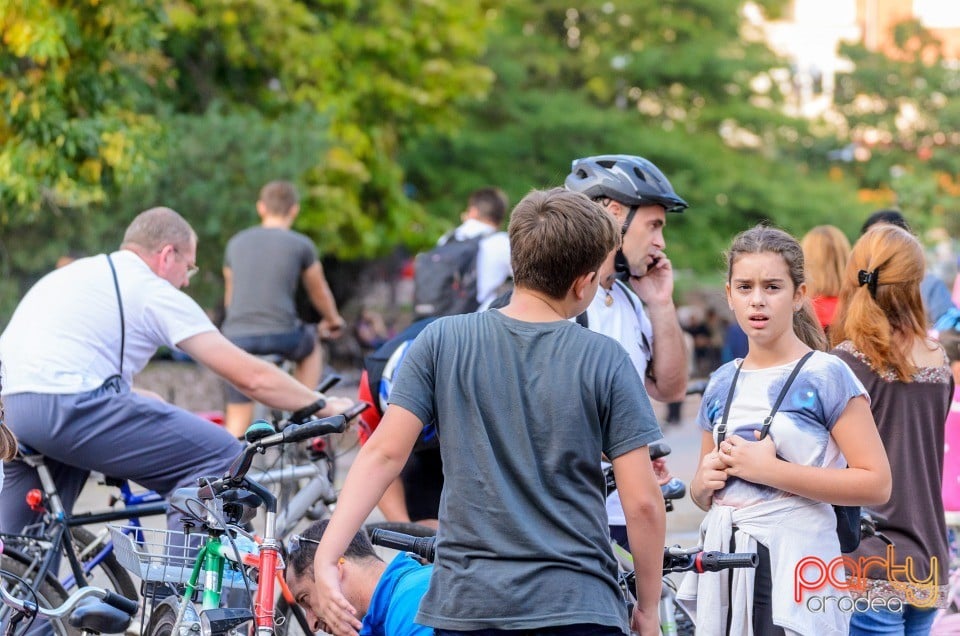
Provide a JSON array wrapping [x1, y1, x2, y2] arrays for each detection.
[[565, 154, 689, 546]]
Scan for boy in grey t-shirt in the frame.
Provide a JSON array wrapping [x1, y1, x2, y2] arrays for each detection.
[[313, 188, 666, 636]]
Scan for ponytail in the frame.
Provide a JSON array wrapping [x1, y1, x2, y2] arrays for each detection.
[[830, 225, 927, 382], [794, 299, 828, 352]]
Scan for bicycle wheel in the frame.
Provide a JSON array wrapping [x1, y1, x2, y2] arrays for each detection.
[[144, 601, 177, 636], [1, 548, 76, 636], [66, 527, 138, 602], [362, 521, 437, 538]]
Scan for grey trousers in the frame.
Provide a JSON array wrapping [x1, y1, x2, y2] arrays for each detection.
[[0, 380, 243, 534]]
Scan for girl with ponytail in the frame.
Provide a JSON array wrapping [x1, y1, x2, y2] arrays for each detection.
[[681, 224, 891, 635], [831, 223, 952, 634]]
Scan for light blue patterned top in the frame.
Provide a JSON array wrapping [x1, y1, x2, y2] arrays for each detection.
[[697, 351, 867, 508]]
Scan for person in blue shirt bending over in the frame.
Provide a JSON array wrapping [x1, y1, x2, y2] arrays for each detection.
[[285, 519, 432, 636]]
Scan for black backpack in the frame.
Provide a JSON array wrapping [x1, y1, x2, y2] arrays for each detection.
[[413, 232, 490, 319], [363, 317, 439, 451]]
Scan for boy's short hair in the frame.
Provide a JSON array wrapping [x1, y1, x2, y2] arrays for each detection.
[[941, 328, 960, 364], [469, 187, 509, 226], [509, 188, 619, 299], [259, 180, 300, 217]]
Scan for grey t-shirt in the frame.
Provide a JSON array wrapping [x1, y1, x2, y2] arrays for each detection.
[[388, 310, 662, 633], [222, 227, 317, 338]]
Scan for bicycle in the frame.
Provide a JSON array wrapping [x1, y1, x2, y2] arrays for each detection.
[[0, 453, 167, 607], [0, 386, 356, 610], [0, 568, 138, 636], [109, 414, 355, 636], [367, 528, 757, 636]]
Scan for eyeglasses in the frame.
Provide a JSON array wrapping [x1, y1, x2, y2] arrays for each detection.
[[288, 534, 321, 555], [172, 246, 199, 280]]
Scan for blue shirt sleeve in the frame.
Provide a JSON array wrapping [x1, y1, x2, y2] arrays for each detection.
[[360, 554, 433, 636]]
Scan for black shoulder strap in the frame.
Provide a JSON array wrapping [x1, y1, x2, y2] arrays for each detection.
[[613, 279, 638, 313], [575, 311, 589, 328], [717, 351, 815, 444], [106, 254, 125, 377], [613, 279, 652, 367]]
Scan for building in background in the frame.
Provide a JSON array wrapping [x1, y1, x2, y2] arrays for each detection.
[[747, 0, 960, 118]]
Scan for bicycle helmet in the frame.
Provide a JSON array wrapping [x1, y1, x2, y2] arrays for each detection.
[[564, 155, 688, 213]]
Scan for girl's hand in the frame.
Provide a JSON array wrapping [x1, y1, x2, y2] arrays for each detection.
[[690, 447, 728, 509], [315, 562, 362, 636], [718, 432, 778, 484]]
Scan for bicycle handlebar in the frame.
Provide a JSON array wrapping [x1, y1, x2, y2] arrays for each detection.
[[367, 530, 757, 576], [280, 414, 348, 445], [227, 414, 348, 483], [661, 546, 758, 573], [0, 579, 138, 620], [368, 529, 436, 563], [316, 374, 342, 394]]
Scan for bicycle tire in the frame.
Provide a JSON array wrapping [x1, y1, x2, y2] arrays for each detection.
[[362, 521, 437, 538], [144, 601, 177, 636], [1, 548, 76, 636], [68, 527, 138, 602]]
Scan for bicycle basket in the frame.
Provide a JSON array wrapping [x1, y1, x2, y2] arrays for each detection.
[[108, 525, 252, 590]]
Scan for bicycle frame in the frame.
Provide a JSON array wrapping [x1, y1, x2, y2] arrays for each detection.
[[164, 488, 287, 636], [4, 453, 166, 595]]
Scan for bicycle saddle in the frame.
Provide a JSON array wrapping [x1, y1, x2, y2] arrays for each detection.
[[169, 487, 210, 524], [69, 600, 133, 634]]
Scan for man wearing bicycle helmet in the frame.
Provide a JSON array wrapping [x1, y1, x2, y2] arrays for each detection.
[[565, 154, 689, 547]]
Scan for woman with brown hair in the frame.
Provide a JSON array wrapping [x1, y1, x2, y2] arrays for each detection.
[[831, 223, 953, 634], [800, 225, 851, 330]]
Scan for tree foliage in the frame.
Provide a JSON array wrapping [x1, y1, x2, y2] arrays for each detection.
[[833, 20, 960, 235], [402, 0, 873, 277], [4, 0, 954, 324], [0, 0, 496, 322]]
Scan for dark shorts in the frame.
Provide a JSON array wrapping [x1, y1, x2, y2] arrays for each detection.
[[225, 326, 316, 403]]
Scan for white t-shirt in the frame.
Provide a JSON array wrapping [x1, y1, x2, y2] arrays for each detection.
[[583, 280, 656, 525], [584, 281, 654, 380], [450, 219, 512, 310], [0, 251, 216, 395]]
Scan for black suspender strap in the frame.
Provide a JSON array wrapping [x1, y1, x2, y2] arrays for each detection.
[[716, 351, 815, 444], [106, 254, 125, 378]]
